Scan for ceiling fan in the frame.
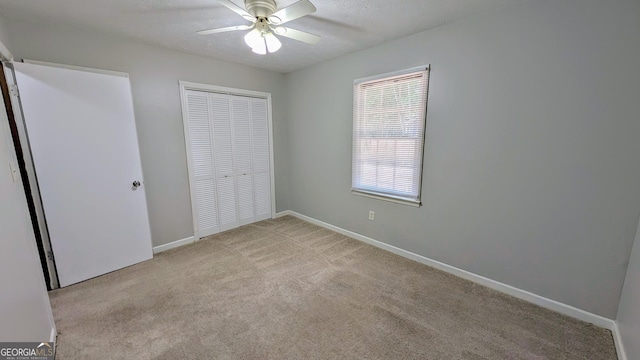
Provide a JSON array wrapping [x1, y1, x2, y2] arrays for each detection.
[[197, 0, 321, 55]]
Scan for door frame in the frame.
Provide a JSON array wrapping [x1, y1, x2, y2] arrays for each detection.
[[179, 81, 276, 240]]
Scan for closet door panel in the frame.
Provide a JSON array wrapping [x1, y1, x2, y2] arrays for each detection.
[[210, 93, 238, 230], [186, 90, 219, 236], [251, 98, 272, 220], [232, 96, 255, 224]]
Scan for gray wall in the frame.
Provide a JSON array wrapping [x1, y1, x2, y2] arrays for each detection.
[[2, 17, 289, 247], [617, 218, 640, 359], [0, 61, 55, 341], [0, 16, 11, 52], [284, 0, 640, 318]]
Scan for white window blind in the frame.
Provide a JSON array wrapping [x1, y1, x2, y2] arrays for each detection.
[[352, 66, 430, 206]]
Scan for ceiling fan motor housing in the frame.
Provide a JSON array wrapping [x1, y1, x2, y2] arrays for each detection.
[[245, 0, 277, 18]]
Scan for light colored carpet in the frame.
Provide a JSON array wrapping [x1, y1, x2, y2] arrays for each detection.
[[49, 216, 617, 359]]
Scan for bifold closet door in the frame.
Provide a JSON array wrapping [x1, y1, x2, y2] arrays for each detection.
[[211, 93, 239, 232], [231, 96, 256, 226], [231, 96, 272, 225], [184, 90, 219, 237], [250, 97, 272, 221], [184, 89, 272, 238]]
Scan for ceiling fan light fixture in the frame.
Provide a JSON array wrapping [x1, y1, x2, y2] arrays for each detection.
[[264, 32, 282, 53], [252, 41, 267, 55], [244, 28, 264, 48], [245, 25, 280, 55]]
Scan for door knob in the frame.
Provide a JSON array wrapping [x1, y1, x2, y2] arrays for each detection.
[[132, 180, 141, 188]]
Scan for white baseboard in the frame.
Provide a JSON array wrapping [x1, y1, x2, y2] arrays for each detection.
[[153, 236, 196, 254], [50, 326, 58, 357], [612, 323, 628, 360], [49, 326, 57, 343], [282, 210, 616, 330], [274, 210, 292, 219]]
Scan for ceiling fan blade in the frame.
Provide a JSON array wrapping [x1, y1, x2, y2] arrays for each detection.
[[269, 0, 316, 25], [197, 24, 253, 35], [217, 0, 256, 21], [273, 27, 320, 45]]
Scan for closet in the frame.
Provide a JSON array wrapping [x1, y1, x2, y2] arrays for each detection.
[[183, 87, 273, 239]]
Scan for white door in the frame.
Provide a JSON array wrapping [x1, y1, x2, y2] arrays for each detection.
[[184, 90, 219, 237], [14, 62, 153, 287], [250, 97, 272, 221], [231, 96, 256, 226], [182, 85, 273, 239], [210, 93, 239, 232]]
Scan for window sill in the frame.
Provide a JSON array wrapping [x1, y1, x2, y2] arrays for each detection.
[[351, 190, 421, 207]]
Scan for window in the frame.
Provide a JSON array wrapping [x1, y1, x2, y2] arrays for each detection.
[[352, 66, 430, 206]]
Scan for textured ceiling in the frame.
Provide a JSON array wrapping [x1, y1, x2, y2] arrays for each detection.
[[0, 0, 522, 73]]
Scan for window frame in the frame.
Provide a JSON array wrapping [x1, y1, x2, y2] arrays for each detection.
[[351, 65, 430, 207]]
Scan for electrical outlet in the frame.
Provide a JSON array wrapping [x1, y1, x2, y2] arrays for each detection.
[[368, 211, 375, 221]]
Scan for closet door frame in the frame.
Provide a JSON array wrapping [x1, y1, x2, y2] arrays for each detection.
[[179, 81, 276, 240]]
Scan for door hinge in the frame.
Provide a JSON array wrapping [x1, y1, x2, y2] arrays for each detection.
[[9, 84, 19, 97], [8, 161, 18, 183], [46, 250, 54, 261]]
